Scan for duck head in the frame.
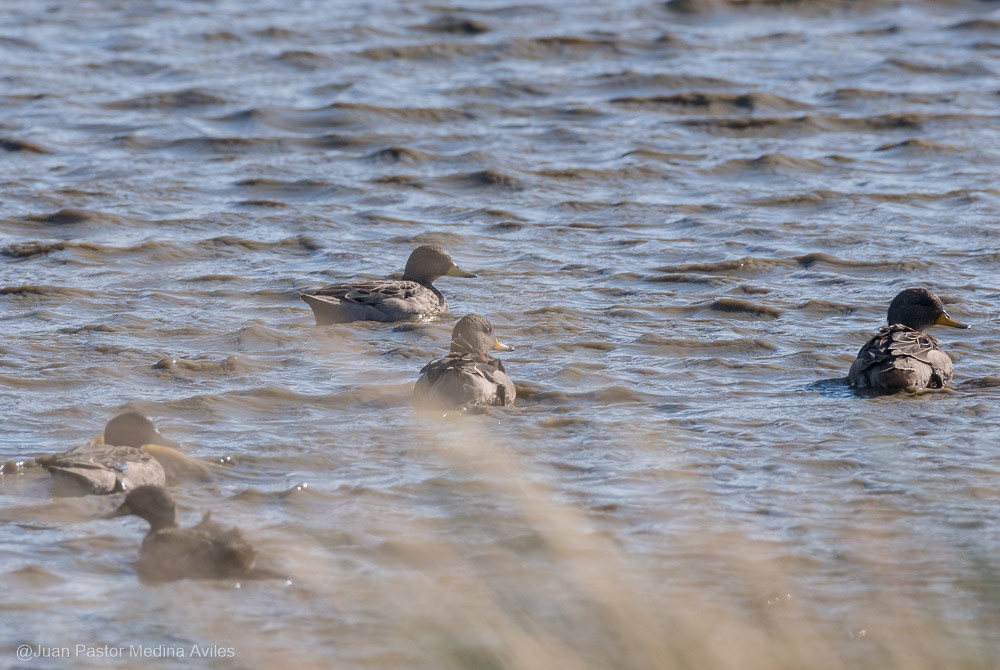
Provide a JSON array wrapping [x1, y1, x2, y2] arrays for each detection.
[[887, 288, 969, 331], [402, 245, 477, 284], [104, 412, 179, 449], [450, 314, 513, 357], [106, 485, 178, 533]]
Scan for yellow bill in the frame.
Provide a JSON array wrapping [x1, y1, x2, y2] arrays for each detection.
[[446, 265, 477, 278], [935, 312, 970, 329]]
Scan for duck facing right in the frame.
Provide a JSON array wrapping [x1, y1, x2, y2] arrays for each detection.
[[848, 287, 970, 394], [414, 314, 516, 408]]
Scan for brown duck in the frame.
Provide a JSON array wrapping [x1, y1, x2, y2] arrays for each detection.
[[300, 245, 477, 325], [848, 287, 969, 393], [106, 485, 260, 583], [414, 314, 516, 408], [36, 412, 209, 495]]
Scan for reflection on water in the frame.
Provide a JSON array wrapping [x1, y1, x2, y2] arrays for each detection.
[[2, 0, 999, 667]]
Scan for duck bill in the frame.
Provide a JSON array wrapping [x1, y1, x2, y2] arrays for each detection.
[[493, 339, 514, 352], [104, 502, 132, 519], [446, 265, 477, 279], [935, 312, 970, 329]]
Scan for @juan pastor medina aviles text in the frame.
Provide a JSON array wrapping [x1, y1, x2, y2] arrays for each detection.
[[16, 644, 236, 661]]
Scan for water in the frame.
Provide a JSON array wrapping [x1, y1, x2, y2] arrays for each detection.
[[2, 0, 999, 667]]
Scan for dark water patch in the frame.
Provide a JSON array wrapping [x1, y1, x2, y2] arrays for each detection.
[[654, 257, 790, 275], [709, 298, 782, 319], [827, 88, 951, 105], [372, 175, 425, 188], [957, 377, 1000, 389], [504, 36, 622, 60], [588, 70, 741, 93], [611, 92, 805, 113], [365, 146, 432, 164], [329, 102, 474, 125], [238, 199, 289, 208], [637, 334, 778, 354], [487, 221, 523, 232], [667, 0, 901, 12], [795, 252, 929, 272], [23, 208, 115, 226], [198, 235, 324, 253], [57, 323, 117, 334], [252, 26, 307, 40], [533, 166, 666, 181], [746, 192, 830, 208], [103, 88, 228, 110], [885, 58, 994, 77], [235, 178, 344, 199], [274, 50, 333, 70], [710, 152, 827, 175], [2, 241, 67, 258], [796, 299, 854, 316], [679, 113, 937, 137], [97, 58, 172, 77], [950, 18, 1000, 31], [167, 136, 295, 155], [434, 169, 523, 191], [1, 138, 48, 153], [200, 30, 242, 42], [417, 15, 491, 35], [621, 148, 702, 162], [645, 273, 741, 285], [0, 285, 100, 299], [358, 42, 488, 61], [875, 138, 963, 154], [449, 81, 547, 99], [0, 35, 38, 49], [182, 275, 244, 283], [386, 231, 467, 247]]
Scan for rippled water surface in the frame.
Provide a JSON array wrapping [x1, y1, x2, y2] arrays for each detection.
[[2, 0, 1000, 668]]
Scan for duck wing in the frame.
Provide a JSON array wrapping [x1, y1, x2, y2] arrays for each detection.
[[37, 445, 166, 495], [138, 518, 258, 582], [849, 325, 954, 390], [416, 354, 515, 407], [301, 280, 443, 323]]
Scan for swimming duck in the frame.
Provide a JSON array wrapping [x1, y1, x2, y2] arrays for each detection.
[[848, 287, 969, 393], [105, 485, 259, 582], [414, 314, 516, 408], [36, 412, 209, 496], [300, 245, 477, 325]]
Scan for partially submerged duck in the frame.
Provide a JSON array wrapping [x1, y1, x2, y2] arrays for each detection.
[[414, 314, 516, 408], [848, 287, 969, 393], [37, 412, 209, 496], [300, 245, 477, 325], [105, 485, 259, 583]]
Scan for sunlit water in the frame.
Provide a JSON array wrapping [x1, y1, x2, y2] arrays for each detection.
[[2, 0, 999, 668]]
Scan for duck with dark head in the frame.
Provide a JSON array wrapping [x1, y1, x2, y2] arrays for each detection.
[[848, 287, 969, 393], [105, 485, 262, 583], [300, 245, 477, 325]]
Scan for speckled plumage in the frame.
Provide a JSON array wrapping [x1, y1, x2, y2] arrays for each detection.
[[38, 413, 175, 496], [848, 288, 969, 393], [300, 245, 476, 324], [414, 314, 515, 408]]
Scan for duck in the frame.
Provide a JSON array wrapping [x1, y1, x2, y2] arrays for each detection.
[[36, 412, 209, 496], [300, 245, 477, 325], [105, 485, 259, 583], [848, 287, 969, 393], [414, 314, 516, 408]]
